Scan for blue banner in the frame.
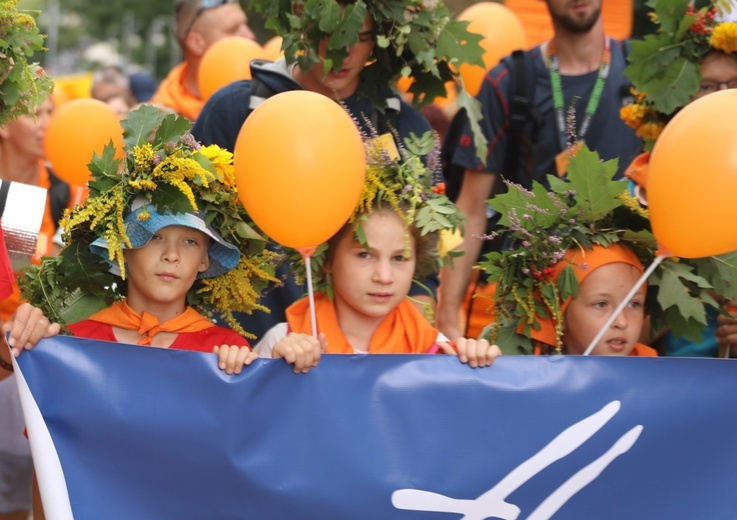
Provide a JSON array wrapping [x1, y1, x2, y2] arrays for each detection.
[[15, 335, 737, 519]]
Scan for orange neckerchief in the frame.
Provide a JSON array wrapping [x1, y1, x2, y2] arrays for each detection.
[[286, 293, 439, 354], [150, 62, 204, 121], [88, 300, 213, 346]]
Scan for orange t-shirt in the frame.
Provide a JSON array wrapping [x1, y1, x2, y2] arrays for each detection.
[[150, 62, 204, 121]]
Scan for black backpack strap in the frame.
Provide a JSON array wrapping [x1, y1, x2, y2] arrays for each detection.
[[499, 49, 541, 189], [369, 96, 401, 140], [47, 168, 70, 229], [0, 180, 10, 219]]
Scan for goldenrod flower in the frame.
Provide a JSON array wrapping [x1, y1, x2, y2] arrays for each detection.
[[133, 143, 156, 174]]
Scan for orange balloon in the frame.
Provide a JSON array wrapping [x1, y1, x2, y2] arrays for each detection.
[[198, 37, 265, 101], [457, 2, 527, 96], [44, 98, 123, 186], [649, 90, 737, 258], [234, 91, 366, 249], [262, 36, 284, 61]]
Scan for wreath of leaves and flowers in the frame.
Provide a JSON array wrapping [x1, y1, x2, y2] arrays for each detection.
[[622, 0, 737, 151], [0, 0, 53, 125], [290, 129, 464, 300], [19, 105, 281, 338], [478, 144, 737, 355], [249, 0, 488, 161]]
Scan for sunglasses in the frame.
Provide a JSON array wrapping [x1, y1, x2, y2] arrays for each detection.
[[182, 0, 237, 37]]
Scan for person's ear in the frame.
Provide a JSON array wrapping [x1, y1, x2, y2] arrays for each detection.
[[185, 30, 208, 57], [198, 254, 210, 274]]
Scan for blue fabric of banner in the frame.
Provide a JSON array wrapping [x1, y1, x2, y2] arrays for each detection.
[[17, 335, 737, 519]]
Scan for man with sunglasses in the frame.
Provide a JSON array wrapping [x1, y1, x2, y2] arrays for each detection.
[[150, 0, 255, 121]]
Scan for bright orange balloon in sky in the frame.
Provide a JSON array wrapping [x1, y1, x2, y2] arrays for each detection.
[[44, 98, 123, 186], [649, 90, 737, 258], [198, 37, 265, 101], [457, 2, 527, 96], [234, 91, 366, 249]]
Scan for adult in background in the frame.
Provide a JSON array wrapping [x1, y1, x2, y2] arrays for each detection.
[[437, 0, 642, 341], [150, 0, 256, 120]]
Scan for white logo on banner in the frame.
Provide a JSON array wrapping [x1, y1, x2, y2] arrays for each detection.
[[392, 400, 642, 520]]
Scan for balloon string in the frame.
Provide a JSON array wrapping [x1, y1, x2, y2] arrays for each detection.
[[583, 254, 668, 356], [301, 252, 318, 339]]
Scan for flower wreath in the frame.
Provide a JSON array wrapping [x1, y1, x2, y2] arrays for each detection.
[[621, 0, 737, 150], [290, 129, 464, 301], [19, 105, 280, 338], [478, 144, 737, 354], [0, 0, 53, 125]]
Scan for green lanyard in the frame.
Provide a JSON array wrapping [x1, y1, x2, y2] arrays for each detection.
[[548, 37, 611, 150]]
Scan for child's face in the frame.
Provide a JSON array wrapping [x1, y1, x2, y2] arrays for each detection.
[[694, 51, 737, 101], [330, 211, 415, 327], [563, 262, 645, 356], [303, 14, 374, 100], [124, 225, 210, 310]]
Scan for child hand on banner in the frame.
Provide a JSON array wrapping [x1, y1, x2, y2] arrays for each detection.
[[715, 301, 737, 358], [254, 208, 502, 373]]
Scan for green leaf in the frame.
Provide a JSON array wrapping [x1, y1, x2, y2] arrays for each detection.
[[557, 265, 580, 301], [653, 267, 707, 326], [654, 0, 690, 34], [566, 145, 625, 221], [640, 58, 699, 115], [122, 105, 167, 149], [454, 86, 487, 165], [151, 183, 196, 214], [625, 34, 683, 90], [435, 20, 484, 68], [154, 113, 192, 146]]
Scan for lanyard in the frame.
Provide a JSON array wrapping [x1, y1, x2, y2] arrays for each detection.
[[547, 37, 611, 150]]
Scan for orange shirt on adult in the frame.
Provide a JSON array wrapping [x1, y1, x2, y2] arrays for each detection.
[[150, 62, 204, 121]]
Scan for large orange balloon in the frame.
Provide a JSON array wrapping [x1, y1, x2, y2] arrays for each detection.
[[198, 37, 265, 101], [44, 98, 123, 186], [234, 91, 366, 249], [457, 2, 527, 96], [649, 90, 737, 258]]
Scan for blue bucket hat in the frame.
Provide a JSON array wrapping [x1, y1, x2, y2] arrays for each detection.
[[91, 198, 240, 279]]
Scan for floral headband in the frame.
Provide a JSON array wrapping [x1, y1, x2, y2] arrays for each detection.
[[19, 106, 280, 338], [478, 144, 737, 353], [621, 0, 737, 150], [291, 129, 464, 298]]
